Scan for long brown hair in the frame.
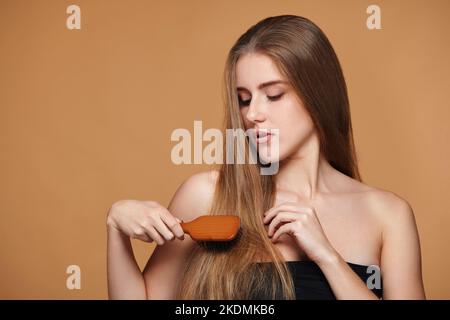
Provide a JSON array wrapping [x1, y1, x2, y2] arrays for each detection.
[[177, 15, 361, 299]]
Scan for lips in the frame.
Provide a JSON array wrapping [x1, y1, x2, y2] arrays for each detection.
[[255, 128, 273, 144]]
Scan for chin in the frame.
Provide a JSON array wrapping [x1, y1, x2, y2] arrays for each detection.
[[257, 145, 289, 164]]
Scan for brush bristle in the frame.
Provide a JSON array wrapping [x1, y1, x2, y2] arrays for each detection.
[[198, 226, 243, 251]]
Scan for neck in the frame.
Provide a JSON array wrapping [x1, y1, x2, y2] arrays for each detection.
[[276, 135, 334, 201]]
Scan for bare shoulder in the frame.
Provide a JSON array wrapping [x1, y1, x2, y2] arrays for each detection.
[[336, 170, 416, 226], [347, 178, 417, 230], [355, 185, 425, 298], [365, 187, 414, 220], [168, 169, 220, 221]]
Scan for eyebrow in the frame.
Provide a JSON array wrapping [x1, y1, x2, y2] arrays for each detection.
[[236, 80, 288, 91]]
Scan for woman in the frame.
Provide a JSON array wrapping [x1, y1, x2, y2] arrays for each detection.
[[106, 15, 426, 300]]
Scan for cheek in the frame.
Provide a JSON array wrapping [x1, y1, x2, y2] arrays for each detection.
[[276, 103, 315, 154], [284, 114, 314, 139]]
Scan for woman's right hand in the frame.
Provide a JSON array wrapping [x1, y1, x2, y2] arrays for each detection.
[[106, 200, 185, 245]]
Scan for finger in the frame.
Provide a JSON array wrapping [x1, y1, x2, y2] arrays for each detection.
[[263, 202, 299, 220], [150, 213, 176, 241], [135, 234, 153, 243], [267, 212, 297, 237], [271, 222, 294, 243], [131, 227, 153, 243], [263, 202, 311, 223], [159, 210, 185, 240], [134, 233, 153, 242], [144, 225, 166, 245], [263, 204, 303, 224], [263, 201, 291, 217]]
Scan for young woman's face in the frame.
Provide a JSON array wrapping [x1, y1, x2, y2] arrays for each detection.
[[236, 52, 316, 163]]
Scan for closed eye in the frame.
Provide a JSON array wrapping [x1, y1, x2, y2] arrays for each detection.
[[238, 93, 284, 107], [268, 93, 284, 101], [238, 97, 251, 107]]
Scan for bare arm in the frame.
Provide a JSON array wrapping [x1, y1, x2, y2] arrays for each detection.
[[106, 170, 217, 300], [317, 194, 426, 299], [107, 222, 147, 299], [317, 253, 380, 300], [106, 199, 179, 300], [379, 196, 426, 299], [143, 170, 217, 299]]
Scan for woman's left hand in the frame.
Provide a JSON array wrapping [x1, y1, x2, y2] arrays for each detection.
[[263, 201, 338, 265]]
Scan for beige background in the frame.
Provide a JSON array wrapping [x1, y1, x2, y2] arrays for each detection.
[[0, 0, 449, 299]]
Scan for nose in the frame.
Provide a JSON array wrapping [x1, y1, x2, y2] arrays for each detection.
[[245, 101, 266, 123]]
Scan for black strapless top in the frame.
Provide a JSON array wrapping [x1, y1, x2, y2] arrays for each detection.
[[250, 260, 383, 300]]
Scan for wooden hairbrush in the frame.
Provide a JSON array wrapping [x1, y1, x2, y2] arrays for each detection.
[[180, 215, 240, 242]]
